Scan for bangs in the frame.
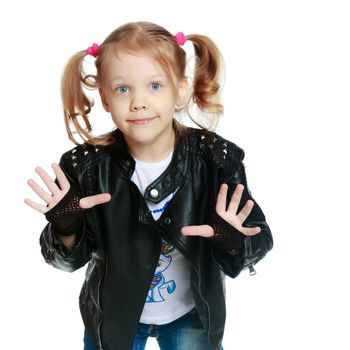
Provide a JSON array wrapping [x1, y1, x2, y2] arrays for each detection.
[[100, 38, 183, 99]]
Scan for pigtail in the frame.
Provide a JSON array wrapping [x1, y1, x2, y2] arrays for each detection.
[[61, 51, 113, 146], [186, 35, 224, 129]]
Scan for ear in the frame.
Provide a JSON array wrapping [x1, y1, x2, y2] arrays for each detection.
[[176, 78, 190, 106], [99, 87, 111, 112]]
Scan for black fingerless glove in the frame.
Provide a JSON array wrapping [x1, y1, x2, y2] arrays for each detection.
[[45, 185, 85, 236], [207, 211, 246, 253]]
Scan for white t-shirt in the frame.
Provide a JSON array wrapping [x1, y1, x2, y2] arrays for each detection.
[[131, 150, 195, 325]]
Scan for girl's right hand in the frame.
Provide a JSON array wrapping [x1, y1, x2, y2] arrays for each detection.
[[24, 163, 111, 213]]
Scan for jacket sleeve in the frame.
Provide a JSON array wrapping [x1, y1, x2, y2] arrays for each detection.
[[209, 147, 273, 278], [39, 151, 96, 273]]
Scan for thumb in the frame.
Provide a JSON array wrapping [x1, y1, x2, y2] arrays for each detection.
[[79, 193, 111, 209], [181, 225, 214, 237]]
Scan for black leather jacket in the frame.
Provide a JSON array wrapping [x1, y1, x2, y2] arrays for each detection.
[[40, 127, 273, 350]]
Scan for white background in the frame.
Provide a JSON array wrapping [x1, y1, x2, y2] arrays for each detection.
[[1, 0, 349, 349]]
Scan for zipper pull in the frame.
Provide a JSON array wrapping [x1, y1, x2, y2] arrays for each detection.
[[248, 265, 256, 276]]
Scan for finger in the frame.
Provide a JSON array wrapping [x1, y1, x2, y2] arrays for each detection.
[[80, 193, 111, 209], [27, 178, 52, 203], [227, 184, 244, 214], [24, 198, 48, 214], [181, 225, 214, 237], [215, 184, 228, 214], [35, 166, 60, 196], [237, 199, 255, 224], [51, 163, 70, 192], [241, 226, 261, 236]]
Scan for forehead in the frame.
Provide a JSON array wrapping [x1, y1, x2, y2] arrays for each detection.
[[103, 49, 165, 78]]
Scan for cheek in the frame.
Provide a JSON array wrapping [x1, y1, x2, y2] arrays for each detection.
[[159, 95, 176, 114], [109, 98, 127, 114], [108, 103, 124, 125]]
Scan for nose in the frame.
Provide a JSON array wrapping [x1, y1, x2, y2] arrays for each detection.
[[130, 92, 148, 111], [132, 104, 147, 111]]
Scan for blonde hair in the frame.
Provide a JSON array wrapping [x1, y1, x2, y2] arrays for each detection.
[[61, 21, 224, 145]]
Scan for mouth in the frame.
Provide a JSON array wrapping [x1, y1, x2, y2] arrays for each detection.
[[128, 117, 157, 125]]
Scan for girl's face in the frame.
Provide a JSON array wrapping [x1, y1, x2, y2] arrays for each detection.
[[99, 51, 187, 159]]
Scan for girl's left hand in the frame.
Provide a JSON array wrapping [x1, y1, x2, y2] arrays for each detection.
[[181, 183, 261, 237]]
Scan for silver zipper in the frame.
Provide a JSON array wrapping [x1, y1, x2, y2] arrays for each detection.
[[96, 280, 103, 350], [245, 237, 257, 276], [248, 265, 256, 276], [194, 261, 211, 335], [161, 234, 211, 337]]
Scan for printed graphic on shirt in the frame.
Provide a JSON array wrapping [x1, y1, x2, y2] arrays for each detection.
[[146, 242, 176, 303]]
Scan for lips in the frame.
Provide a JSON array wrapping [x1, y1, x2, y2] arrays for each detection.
[[128, 117, 156, 125]]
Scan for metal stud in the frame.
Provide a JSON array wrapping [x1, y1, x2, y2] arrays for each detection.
[[73, 163, 78, 168], [164, 217, 172, 226], [84, 151, 89, 156], [71, 155, 77, 160], [150, 189, 159, 198], [72, 149, 77, 154]]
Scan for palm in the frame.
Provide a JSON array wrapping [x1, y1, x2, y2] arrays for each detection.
[[181, 183, 261, 237], [25, 163, 111, 213]]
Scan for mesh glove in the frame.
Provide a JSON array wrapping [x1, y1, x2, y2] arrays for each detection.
[[207, 211, 246, 253], [45, 184, 85, 236]]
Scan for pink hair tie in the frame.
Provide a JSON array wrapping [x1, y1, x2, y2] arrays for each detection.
[[174, 32, 187, 46], [87, 43, 100, 58]]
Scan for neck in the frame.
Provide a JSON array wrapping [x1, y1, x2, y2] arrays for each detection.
[[126, 129, 176, 163]]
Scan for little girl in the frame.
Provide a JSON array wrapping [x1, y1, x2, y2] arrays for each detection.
[[25, 21, 273, 350]]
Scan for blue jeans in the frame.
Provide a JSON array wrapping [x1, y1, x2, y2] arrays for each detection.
[[84, 308, 224, 350]]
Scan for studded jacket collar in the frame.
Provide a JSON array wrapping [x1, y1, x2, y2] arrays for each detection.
[[40, 127, 273, 350], [110, 129, 189, 205]]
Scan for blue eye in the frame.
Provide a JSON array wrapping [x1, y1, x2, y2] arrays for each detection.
[[116, 86, 128, 94], [151, 82, 161, 91]]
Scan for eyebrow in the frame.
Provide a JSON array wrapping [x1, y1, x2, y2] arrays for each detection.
[[111, 74, 167, 83]]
